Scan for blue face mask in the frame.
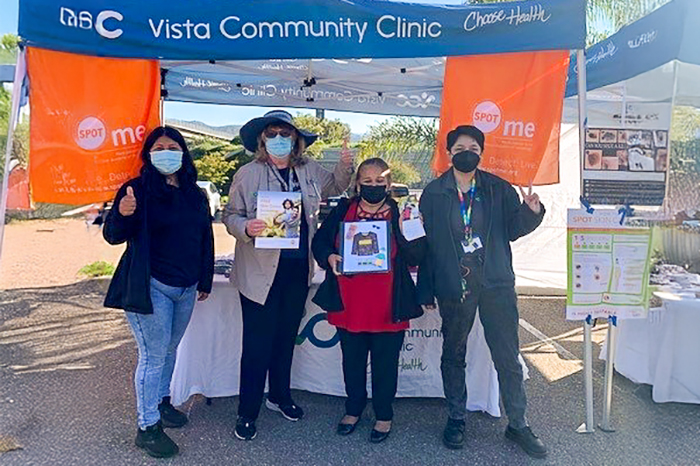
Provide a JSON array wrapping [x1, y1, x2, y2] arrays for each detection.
[[150, 150, 183, 175], [265, 135, 293, 159]]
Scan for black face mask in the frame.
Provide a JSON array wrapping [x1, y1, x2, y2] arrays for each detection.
[[359, 184, 388, 205], [452, 150, 481, 173]]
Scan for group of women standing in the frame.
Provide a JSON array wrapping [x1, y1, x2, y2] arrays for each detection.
[[104, 109, 548, 460]]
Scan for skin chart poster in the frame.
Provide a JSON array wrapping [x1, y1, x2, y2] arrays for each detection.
[[566, 209, 652, 320]]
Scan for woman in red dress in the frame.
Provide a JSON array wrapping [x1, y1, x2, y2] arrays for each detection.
[[312, 158, 425, 443]]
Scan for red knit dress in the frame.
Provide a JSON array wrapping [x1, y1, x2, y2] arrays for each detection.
[[327, 200, 409, 333]]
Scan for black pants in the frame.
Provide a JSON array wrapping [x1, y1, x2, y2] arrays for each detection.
[[438, 286, 527, 428], [338, 329, 405, 422], [238, 257, 309, 420]]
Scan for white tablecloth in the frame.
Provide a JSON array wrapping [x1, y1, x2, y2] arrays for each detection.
[[601, 293, 700, 404], [171, 276, 528, 417]]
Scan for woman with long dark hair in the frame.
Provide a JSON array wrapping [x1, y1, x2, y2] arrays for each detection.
[[103, 126, 214, 459]]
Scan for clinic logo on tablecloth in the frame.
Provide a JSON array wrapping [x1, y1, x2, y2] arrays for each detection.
[[295, 313, 339, 349]]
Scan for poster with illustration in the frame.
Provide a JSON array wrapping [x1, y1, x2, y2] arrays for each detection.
[[340, 221, 391, 274], [255, 191, 303, 249], [566, 209, 652, 321]]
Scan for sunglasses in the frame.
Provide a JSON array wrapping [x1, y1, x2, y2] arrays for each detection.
[[264, 128, 294, 138]]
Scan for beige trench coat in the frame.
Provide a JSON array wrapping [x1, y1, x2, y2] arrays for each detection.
[[222, 158, 353, 304]]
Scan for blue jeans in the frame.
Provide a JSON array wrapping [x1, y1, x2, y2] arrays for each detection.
[[126, 278, 197, 429]]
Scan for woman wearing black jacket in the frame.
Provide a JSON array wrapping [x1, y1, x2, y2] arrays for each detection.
[[312, 158, 425, 443], [417, 125, 547, 458], [103, 126, 214, 459]]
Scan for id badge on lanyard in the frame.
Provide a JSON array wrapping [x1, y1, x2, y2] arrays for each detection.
[[457, 178, 483, 255]]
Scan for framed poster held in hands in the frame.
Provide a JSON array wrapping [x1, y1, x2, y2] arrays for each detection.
[[340, 220, 391, 274]]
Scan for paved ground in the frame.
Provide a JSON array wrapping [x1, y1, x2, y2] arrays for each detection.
[[0, 219, 235, 290], [1, 280, 699, 466]]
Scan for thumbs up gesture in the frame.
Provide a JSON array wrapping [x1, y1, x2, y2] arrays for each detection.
[[119, 186, 137, 217]]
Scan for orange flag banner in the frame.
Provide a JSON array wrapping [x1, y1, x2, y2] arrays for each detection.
[[27, 47, 161, 204], [434, 50, 570, 186]]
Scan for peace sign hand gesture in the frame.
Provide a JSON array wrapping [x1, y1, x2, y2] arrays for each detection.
[[519, 182, 542, 215]]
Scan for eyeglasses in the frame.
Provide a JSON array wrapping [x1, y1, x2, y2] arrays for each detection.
[[264, 128, 294, 138]]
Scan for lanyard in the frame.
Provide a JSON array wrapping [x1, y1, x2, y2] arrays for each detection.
[[456, 177, 477, 241], [268, 163, 295, 192]]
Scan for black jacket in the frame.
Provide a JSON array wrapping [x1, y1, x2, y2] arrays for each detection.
[[103, 177, 214, 314], [417, 169, 545, 304], [312, 197, 425, 323]]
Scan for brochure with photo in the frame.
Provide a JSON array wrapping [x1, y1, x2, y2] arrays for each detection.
[[255, 191, 303, 249]]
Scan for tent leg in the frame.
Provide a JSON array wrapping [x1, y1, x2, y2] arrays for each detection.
[[0, 50, 27, 272], [599, 317, 617, 432], [574, 48, 594, 434], [577, 318, 596, 434]]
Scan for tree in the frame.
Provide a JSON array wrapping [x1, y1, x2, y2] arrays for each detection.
[[187, 136, 244, 194], [359, 117, 436, 186], [1, 34, 27, 174], [0, 86, 30, 173], [293, 114, 351, 158], [0, 33, 19, 64]]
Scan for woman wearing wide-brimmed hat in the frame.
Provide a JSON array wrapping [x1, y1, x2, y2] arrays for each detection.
[[222, 109, 353, 441]]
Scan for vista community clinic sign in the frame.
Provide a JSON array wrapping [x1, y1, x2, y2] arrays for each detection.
[[20, 0, 586, 60]]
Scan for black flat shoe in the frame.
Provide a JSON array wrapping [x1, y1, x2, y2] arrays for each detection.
[[336, 418, 360, 436], [370, 428, 390, 443]]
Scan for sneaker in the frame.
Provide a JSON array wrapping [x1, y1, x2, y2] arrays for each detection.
[[442, 418, 466, 450], [505, 425, 548, 459], [266, 399, 304, 421], [158, 396, 188, 428], [234, 417, 257, 441], [135, 421, 179, 458]]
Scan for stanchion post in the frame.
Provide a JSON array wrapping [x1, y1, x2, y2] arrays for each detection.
[[599, 315, 618, 432], [577, 315, 595, 433]]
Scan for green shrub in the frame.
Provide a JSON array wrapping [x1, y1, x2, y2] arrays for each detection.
[[78, 261, 115, 278]]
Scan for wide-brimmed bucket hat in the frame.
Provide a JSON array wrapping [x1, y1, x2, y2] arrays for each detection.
[[239, 109, 318, 153]]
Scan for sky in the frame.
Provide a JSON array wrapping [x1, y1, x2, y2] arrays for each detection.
[[0, 0, 467, 134]]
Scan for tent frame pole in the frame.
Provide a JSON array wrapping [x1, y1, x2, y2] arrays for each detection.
[[0, 50, 26, 272], [574, 48, 595, 435], [599, 316, 617, 432]]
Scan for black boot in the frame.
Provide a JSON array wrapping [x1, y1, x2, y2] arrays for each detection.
[[135, 421, 179, 458], [442, 418, 465, 450], [158, 396, 188, 428], [505, 426, 548, 459]]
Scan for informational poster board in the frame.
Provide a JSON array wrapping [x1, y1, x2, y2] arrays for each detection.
[[340, 220, 391, 274], [255, 191, 302, 249], [582, 101, 672, 206], [566, 209, 652, 320]]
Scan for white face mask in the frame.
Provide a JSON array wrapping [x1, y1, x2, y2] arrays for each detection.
[[265, 135, 293, 159], [150, 150, 183, 175]]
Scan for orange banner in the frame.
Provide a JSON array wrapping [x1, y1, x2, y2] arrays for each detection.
[[434, 50, 570, 186], [28, 47, 161, 204]]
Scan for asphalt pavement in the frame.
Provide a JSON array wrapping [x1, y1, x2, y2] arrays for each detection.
[[1, 281, 699, 466]]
